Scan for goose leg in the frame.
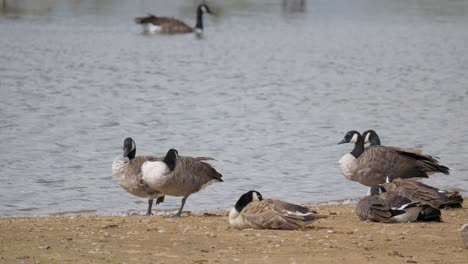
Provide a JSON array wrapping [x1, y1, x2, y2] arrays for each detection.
[[146, 199, 154, 216], [173, 196, 188, 217]]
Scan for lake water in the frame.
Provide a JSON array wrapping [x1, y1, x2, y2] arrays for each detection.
[[1, 0, 467, 217]]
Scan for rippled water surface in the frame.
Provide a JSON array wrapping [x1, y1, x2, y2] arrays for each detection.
[[1, 0, 467, 216]]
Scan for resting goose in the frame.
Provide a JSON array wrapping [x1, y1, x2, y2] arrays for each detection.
[[134, 4, 213, 35], [229, 190, 327, 230], [383, 178, 463, 209], [338, 130, 449, 186], [356, 185, 441, 223], [112, 137, 165, 215], [141, 148, 222, 217]]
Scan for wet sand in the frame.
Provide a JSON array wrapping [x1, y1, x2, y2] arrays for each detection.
[[1, 204, 467, 264]]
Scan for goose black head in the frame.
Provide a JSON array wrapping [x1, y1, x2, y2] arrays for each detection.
[[234, 190, 263, 212], [369, 185, 386, 195], [338, 130, 362, 144], [123, 137, 136, 159], [163, 149, 179, 171], [198, 4, 213, 15], [134, 14, 156, 24], [362, 130, 381, 146]]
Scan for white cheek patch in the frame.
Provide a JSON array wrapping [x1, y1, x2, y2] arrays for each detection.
[[364, 133, 370, 144], [252, 192, 260, 201], [201, 5, 208, 13], [350, 133, 358, 143], [131, 141, 136, 152]]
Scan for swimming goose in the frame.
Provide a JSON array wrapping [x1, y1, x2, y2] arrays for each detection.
[[112, 137, 165, 215], [383, 178, 463, 209], [461, 224, 468, 249], [141, 148, 222, 217], [229, 190, 327, 230], [338, 130, 449, 186], [134, 4, 213, 35], [356, 185, 441, 223]]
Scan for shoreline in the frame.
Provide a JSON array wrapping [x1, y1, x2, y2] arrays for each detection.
[[1, 198, 362, 218], [1, 203, 467, 263]]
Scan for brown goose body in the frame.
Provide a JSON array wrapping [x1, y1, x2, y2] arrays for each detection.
[[145, 155, 222, 197], [134, 4, 213, 35], [134, 15, 194, 34], [350, 145, 448, 185], [141, 149, 222, 217], [356, 186, 441, 223], [356, 193, 395, 223], [229, 191, 326, 230], [112, 155, 164, 199], [383, 178, 463, 209], [112, 138, 166, 215], [339, 131, 449, 187]]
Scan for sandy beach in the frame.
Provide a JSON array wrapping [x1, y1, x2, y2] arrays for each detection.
[[1, 203, 467, 264]]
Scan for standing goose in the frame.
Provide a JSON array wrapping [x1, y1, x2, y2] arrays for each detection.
[[383, 178, 463, 209], [112, 137, 165, 215], [356, 185, 441, 223], [229, 190, 327, 230], [338, 130, 449, 186], [362, 129, 381, 146], [141, 148, 222, 217], [362, 129, 425, 155], [134, 4, 213, 35]]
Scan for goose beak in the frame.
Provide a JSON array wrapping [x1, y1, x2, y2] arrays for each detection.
[[123, 147, 131, 157], [338, 138, 347, 144]]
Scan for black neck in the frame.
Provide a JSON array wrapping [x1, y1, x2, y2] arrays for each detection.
[[234, 199, 247, 213], [127, 149, 136, 160], [234, 193, 253, 212], [163, 149, 177, 171], [370, 135, 381, 146], [195, 9, 204, 30], [351, 136, 365, 158]]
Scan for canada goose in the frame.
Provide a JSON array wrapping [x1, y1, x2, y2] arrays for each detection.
[[383, 178, 463, 209], [461, 224, 468, 249], [229, 190, 327, 230], [141, 148, 222, 217], [338, 130, 449, 186], [112, 137, 165, 215], [356, 185, 441, 223], [134, 4, 213, 35], [362, 129, 425, 155], [362, 129, 381, 146]]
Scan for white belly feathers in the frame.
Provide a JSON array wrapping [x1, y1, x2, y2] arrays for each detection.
[[338, 153, 356, 180], [141, 161, 170, 188]]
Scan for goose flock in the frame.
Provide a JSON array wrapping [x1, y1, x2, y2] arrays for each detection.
[[111, 2, 467, 243], [338, 130, 462, 224], [112, 129, 463, 233]]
